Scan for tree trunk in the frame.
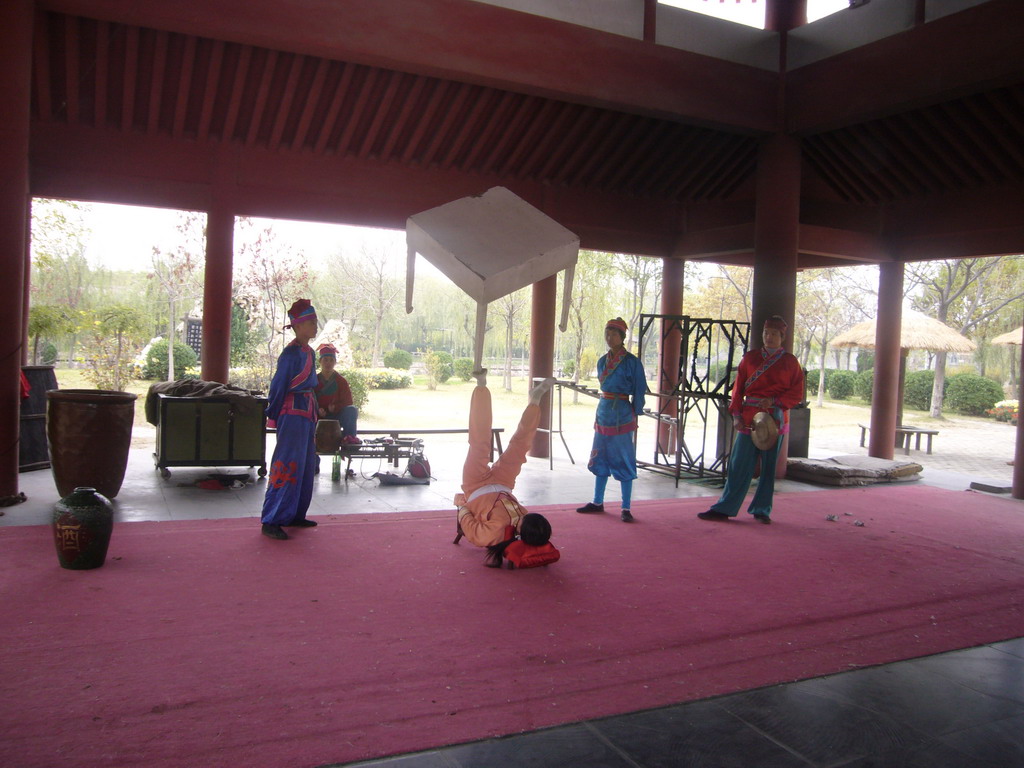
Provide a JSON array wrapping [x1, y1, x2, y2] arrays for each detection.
[[930, 350, 947, 418], [504, 319, 513, 392], [816, 343, 827, 408], [166, 297, 176, 382]]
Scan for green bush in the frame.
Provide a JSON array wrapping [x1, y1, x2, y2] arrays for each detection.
[[143, 339, 198, 380], [359, 368, 411, 390], [338, 369, 369, 408], [434, 351, 454, 382], [41, 342, 58, 366], [561, 359, 575, 378], [856, 351, 874, 373], [903, 370, 936, 411], [805, 368, 840, 397], [828, 370, 857, 400], [944, 372, 1004, 416], [454, 358, 474, 382], [383, 349, 413, 370], [854, 369, 874, 401]]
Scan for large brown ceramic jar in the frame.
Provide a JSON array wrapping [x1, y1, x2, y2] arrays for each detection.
[[47, 389, 137, 498]]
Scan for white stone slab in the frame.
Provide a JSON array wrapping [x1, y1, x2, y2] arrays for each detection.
[[406, 187, 579, 305]]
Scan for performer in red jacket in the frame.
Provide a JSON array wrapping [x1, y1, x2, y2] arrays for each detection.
[[698, 315, 804, 525]]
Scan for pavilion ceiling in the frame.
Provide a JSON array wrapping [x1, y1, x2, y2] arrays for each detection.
[[26, 1, 1024, 264], [30, 11, 758, 205]]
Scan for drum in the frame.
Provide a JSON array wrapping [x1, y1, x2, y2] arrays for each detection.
[[315, 419, 342, 453]]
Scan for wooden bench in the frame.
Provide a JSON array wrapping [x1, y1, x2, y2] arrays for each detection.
[[858, 424, 938, 455], [355, 428, 504, 462], [316, 428, 505, 481]]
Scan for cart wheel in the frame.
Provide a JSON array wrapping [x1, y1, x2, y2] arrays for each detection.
[[160, 468, 171, 480], [258, 465, 267, 478]]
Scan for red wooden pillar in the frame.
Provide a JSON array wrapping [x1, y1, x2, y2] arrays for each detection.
[[529, 274, 557, 458], [869, 261, 903, 460], [659, 257, 684, 453], [765, 0, 808, 31], [0, 0, 32, 501], [201, 203, 234, 384], [752, 134, 800, 478], [1012, 319, 1024, 498]]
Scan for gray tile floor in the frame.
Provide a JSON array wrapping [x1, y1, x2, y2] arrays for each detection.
[[8, 427, 1022, 768], [337, 639, 1024, 768]]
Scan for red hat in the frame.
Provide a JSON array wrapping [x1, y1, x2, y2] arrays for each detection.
[[763, 315, 788, 334], [317, 343, 338, 358], [605, 317, 628, 336], [284, 299, 317, 328]]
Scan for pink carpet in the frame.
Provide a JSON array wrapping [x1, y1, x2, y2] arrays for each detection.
[[2, 484, 1023, 768]]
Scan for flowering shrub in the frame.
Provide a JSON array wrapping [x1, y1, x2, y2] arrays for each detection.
[[986, 399, 1018, 425]]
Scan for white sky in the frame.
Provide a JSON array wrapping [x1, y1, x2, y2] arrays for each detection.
[[82, 202, 412, 276], [661, 0, 850, 27]]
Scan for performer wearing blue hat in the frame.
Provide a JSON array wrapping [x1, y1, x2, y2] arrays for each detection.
[[261, 299, 320, 540]]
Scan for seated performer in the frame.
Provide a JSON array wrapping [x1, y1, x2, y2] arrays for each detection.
[[314, 343, 360, 445], [261, 299, 320, 540], [455, 371, 559, 568]]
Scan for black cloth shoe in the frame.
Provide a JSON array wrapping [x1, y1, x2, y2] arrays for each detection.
[[576, 502, 605, 514], [287, 518, 317, 527], [753, 514, 772, 525], [261, 523, 288, 539], [697, 511, 730, 522], [620, 509, 634, 523]]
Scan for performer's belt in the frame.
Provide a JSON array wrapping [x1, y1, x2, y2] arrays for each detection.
[[742, 396, 771, 407], [601, 392, 630, 400]]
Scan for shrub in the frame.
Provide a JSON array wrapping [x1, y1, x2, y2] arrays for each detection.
[[854, 369, 873, 401], [41, 342, 58, 366], [454, 358, 474, 382], [561, 359, 575, 378], [360, 368, 411, 390], [580, 349, 598, 380], [383, 349, 413, 370], [903, 370, 936, 411], [856, 351, 874, 373], [423, 350, 454, 388], [228, 366, 273, 394], [805, 368, 840, 397], [143, 339, 198, 380], [338, 369, 369, 408], [828, 370, 857, 400], [987, 399, 1018, 425], [944, 372, 1004, 416]]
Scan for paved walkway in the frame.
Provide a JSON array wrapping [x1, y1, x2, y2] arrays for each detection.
[[807, 410, 1017, 491]]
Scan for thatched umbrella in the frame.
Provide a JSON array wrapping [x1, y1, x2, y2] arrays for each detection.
[[992, 327, 1024, 347], [831, 309, 975, 426]]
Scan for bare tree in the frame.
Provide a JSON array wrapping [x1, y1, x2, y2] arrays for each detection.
[[235, 221, 313, 375], [495, 287, 529, 391], [149, 212, 204, 381], [342, 244, 404, 367]]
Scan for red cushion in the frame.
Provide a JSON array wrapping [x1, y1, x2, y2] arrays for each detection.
[[504, 541, 560, 569]]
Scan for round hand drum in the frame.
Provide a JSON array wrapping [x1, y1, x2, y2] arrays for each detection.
[[315, 419, 342, 452]]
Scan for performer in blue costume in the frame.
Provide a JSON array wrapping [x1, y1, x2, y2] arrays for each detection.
[[577, 317, 647, 522], [260, 299, 320, 540]]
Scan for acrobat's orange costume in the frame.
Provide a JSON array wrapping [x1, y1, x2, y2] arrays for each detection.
[[454, 385, 540, 547]]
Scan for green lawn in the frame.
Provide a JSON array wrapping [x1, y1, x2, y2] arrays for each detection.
[[47, 367, 997, 442]]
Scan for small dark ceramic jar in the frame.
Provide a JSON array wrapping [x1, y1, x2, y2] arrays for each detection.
[[52, 487, 114, 570]]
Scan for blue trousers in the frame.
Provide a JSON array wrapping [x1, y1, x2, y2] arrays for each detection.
[[710, 432, 781, 518], [340, 405, 358, 436], [261, 414, 316, 525]]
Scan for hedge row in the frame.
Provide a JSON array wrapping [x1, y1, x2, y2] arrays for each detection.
[[810, 366, 1003, 415]]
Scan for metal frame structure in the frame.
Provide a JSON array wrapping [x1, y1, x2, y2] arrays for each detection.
[[636, 314, 749, 485]]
